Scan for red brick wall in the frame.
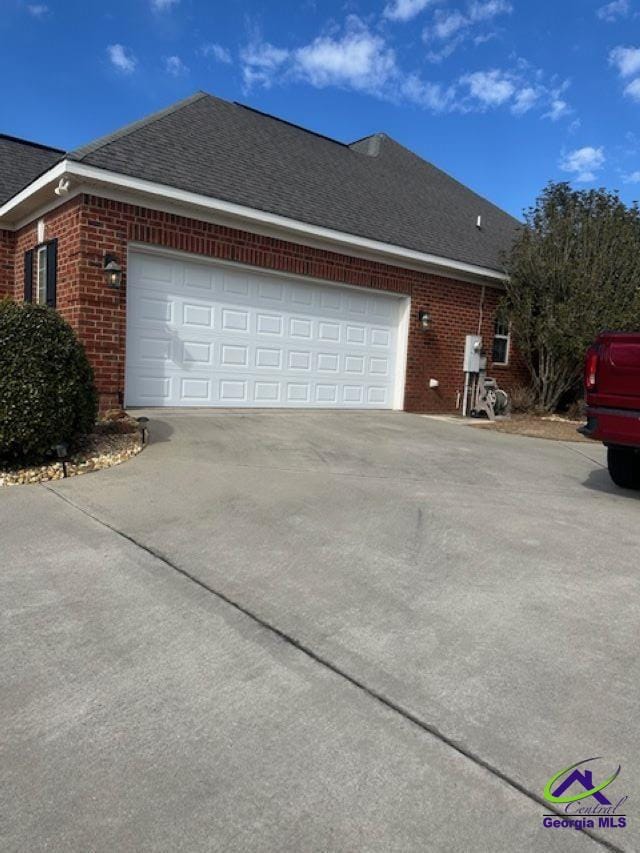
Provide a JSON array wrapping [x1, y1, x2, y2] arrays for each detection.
[[13, 197, 83, 317], [0, 229, 15, 298], [11, 193, 528, 412]]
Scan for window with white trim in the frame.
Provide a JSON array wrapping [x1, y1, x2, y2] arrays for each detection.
[[492, 317, 510, 365], [35, 245, 48, 304], [25, 241, 57, 307]]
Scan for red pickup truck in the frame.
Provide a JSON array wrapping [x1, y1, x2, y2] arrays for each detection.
[[582, 332, 640, 489]]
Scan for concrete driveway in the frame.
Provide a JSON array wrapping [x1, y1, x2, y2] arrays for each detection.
[[2, 411, 637, 852]]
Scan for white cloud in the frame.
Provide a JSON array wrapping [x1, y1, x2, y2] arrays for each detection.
[[27, 4, 49, 17], [432, 9, 468, 39], [151, 0, 179, 9], [240, 38, 289, 90], [201, 43, 232, 64], [473, 32, 498, 45], [543, 98, 570, 121], [623, 170, 640, 182], [294, 17, 397, 92], [107, 44, 137, 74], [241, 18, 397, 94], [559, 146, 605, 182], [609, 46, 640, 102], [239, 17, 569, 121], [597, 0, 629, 21], [423, 0, 511, 61], [609, 46, 640, 78], [511, 86, 539, 115], [404, 66, 547, 115], [511, 77, 572, 120], [165, 55, 188, 76], [426, 0, 511, 35], [400, 74, 455, 110], [426, 38, 466, 63], [461, 69, 515, 106], [383, 0, 439, 22], [468, 0, 512, 22], [624, 77, 640, 100]]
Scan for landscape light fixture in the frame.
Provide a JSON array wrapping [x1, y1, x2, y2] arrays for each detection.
[[55, 441, 69, 478], [136, 416, 149, 444]]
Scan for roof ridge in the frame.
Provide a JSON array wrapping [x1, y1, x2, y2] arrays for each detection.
[[0, 133, 65, 154], [233, 102, 349, 148], [69, 91, 209, 161]]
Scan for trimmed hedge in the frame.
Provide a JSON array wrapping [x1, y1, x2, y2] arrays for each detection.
[[0, 299, 98, 464]]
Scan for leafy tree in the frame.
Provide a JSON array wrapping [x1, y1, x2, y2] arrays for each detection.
[[502, 182, 640, 411]]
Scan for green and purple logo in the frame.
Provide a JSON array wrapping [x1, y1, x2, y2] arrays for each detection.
[[542, 757, 628, 832]]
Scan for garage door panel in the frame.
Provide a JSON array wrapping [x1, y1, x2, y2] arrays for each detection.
[[135, 375, 172, 402], [222, 270, 250, 296], [183, 302, 215, 328], [183, 340, 213, 365], [181, 377, 211, 401], [126, 252, 403, 408], [317, 352, 339, 372], [126, 370, 395, 409], [369, 356, 390, 376], [256, 313, 284, 335], [255, 347, 282, 369], [255, 381, 281, 403], [220, 307, 249, 333], [289, 317, 313, 339], [371, 328, 391, 347], [182, 263, 217, 292], [129, 295, 174, 326], [368, 386, 388, 404], [346, 325, 366, 345], [133, 255, 174, 287]]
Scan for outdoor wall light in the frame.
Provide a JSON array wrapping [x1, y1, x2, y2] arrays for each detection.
[[104, 255, 123, 289], [419, 310, 431, 331]]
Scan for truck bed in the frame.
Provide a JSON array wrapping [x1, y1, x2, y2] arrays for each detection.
[[584, 332, 640, 447]]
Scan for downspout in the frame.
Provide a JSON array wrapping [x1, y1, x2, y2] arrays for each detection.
[[477, 284, 486, 336]]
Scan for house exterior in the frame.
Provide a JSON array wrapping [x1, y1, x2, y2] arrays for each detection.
[[0, 92, 527, 413]]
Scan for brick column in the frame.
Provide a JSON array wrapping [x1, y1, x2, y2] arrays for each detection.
[[0, 230, 15, 298]]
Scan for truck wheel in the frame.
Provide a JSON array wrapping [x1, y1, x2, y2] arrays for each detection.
[[607, 447, 640, 490]]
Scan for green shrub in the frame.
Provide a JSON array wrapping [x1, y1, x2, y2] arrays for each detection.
[[0, 299, 98, 464]]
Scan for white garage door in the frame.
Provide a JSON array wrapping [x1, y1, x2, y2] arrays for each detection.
[[125, 250, 406, 408]]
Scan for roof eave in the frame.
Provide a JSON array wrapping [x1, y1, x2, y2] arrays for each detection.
[[0, 160, 507, 284]]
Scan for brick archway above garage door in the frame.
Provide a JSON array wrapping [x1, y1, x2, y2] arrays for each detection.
[[125, 248, 409, 409]]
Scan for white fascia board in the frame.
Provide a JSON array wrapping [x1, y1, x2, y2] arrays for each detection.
[[0, 159, 508, 283], [8, 187, 87, 232], [0, 160, 67, 221]]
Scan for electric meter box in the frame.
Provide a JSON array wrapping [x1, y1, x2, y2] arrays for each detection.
[[464, 335, 482, 373]]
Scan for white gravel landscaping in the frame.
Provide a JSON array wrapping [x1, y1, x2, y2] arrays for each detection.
[[1, 428, 144, 487]]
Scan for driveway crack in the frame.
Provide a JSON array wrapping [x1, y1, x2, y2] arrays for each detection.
[[42, 483, 624, 853]]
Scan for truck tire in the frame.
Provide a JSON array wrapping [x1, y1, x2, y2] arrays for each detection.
[[607, 446, 640, 490]]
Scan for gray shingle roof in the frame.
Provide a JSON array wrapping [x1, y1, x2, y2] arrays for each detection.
[[70, 92, 518, 272], [4, 92, 519, 272], [0, 135, 64, 205]]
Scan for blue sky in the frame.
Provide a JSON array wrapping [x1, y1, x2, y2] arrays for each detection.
[[1, 0, 639, 217]]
